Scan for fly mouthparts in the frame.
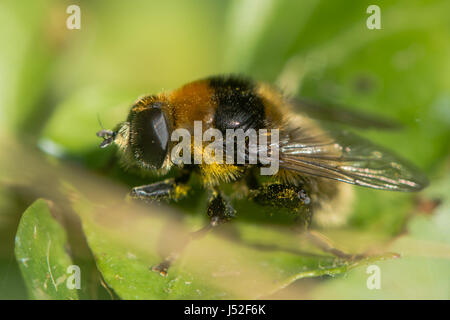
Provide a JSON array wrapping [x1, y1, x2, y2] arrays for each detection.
[[99, 138, 113, 148]]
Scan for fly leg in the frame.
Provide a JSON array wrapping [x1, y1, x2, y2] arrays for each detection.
[[249, 182, 357, 259], [129, 168, 191, 202], [302, 230, 359, 260], [151, 187, 235, 276], [249, 182, 313, 228]]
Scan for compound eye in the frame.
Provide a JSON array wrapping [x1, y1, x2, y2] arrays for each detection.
[[133, 107, 170, 169]]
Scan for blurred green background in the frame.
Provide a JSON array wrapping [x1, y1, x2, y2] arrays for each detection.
[[0, 0, 449, 299]]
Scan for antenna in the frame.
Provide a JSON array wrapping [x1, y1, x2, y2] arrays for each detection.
[[97, 113, 105, 130]]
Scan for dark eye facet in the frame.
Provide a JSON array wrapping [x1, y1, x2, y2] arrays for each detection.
[[132, 107, 169, 169]]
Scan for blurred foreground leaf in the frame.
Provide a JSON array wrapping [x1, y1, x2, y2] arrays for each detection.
[[14, 199, 78, 300]]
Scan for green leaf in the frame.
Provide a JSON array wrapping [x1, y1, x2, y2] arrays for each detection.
[[68, 186, 394, 299], [14, 199, 79, 300], [309, 166, 450, 299]]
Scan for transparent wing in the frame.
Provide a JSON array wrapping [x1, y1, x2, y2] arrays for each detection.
[[278, 127, 428, 191], [291, 97, 401, 130]]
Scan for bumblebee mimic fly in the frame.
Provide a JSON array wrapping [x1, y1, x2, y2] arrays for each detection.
[[97, 75, 428, 275]]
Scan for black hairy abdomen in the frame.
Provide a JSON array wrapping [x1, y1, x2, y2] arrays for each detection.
[[209, 76, 266, 133]]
